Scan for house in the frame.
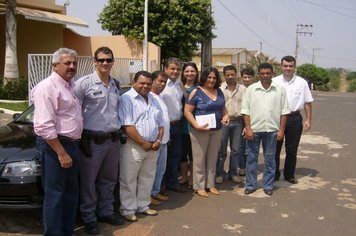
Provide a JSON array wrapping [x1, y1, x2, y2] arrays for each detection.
[[0, 0, 160, 82], [192, 48, 261, 75]]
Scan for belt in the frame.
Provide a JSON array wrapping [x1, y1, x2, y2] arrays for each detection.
[[170, 120, 180, 125], [57, 135, 80, 142], [288, 111, 300, 116], [83, 129, 121, 138], [229, 116, 243, 121]]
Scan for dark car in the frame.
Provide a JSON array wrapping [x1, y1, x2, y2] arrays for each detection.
[[0, 105, 43, 209], [0, 86, 131, 209]]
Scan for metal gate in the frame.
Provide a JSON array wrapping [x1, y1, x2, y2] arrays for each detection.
[[28, 54, 143, 101]]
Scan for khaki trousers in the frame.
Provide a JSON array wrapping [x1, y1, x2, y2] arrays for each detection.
[[190, 128, 222, 190], [119, 139, 157, 216]]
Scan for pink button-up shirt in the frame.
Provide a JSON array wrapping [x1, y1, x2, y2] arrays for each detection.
[[32, 72, 83, 140]]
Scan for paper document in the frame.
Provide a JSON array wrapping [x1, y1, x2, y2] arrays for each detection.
[[195, 113, 216, 129]]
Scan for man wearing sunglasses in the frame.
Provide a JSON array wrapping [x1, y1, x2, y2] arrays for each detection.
[[75, 47, 123, 234]]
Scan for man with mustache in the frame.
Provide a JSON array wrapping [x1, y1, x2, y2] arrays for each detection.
[[32, 48, 83, 236]]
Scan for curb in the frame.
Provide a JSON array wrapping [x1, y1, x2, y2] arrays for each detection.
[[0, 108, 21, 115]]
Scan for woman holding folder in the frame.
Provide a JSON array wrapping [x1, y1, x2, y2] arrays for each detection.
[[184, 67, 229, 197]]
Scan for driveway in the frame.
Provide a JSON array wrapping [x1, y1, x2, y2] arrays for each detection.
[[0, 91, 355, 235]]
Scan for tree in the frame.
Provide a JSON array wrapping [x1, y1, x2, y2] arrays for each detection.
[[247, 53, 281, 75], [3, 0, 19, 85], [98, 0, 215, 62], [346, 71, 356, 81], [326, 68, 341, 91], [297, 63, 330, 91]]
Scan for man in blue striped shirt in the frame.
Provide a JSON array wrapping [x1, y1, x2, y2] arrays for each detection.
[[118, 71, 164, 222]]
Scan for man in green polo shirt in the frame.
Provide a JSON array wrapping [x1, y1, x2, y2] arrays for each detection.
[[241, 63, 289, 196]]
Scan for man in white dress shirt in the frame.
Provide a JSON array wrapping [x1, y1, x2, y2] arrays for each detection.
[[273, 55, 314, 184]]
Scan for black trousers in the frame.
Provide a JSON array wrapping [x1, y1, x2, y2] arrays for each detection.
[[275, 113, 303, 179]]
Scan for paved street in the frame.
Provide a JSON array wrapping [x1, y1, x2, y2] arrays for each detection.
[[0, 91, 355, 236]]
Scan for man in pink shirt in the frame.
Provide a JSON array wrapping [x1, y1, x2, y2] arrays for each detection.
[[32, 48, 83, 236]]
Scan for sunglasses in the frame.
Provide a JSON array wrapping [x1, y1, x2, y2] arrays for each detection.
[[96, 58, 114, 63]]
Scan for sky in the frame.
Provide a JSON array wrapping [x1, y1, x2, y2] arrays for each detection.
[[56, 0, 356, 70]]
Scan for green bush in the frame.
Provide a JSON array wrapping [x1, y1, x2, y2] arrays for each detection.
[[326, 68, 341, 91], [346, 71, 356, 81], [347, 80, 356, 92], [0, 77, 28, 100]]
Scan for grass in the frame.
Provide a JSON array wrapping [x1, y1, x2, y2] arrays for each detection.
[[0, 102, 29, 111]]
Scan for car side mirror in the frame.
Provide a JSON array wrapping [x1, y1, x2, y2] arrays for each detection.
[[13, 113, 21, 120]]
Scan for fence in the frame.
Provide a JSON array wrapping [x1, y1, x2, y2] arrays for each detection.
[[28, 54, 143, 102]]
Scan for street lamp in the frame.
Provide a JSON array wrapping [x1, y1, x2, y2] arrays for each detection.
[[143, 0, 148, 71]]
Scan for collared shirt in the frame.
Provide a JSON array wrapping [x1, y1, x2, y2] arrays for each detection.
[[74, 71, 121, 132], [160, 78, 183, 121], [32, 72, 83, 140], [241, 81, 290, 132], [221, 82, 246, 118], [150, 92, 170, 144], [119, 88, 163, 142], [273, 74, 314, 112]]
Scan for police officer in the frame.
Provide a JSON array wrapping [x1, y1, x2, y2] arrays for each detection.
[[75, 47, 124, 235]]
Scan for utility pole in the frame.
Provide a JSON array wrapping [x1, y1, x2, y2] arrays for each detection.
[[143, 0, 148, 71], [312, 48, 322, 65], [259, 42, 263, 53], [295, 24, 313, 65], [201, 1, 212, 72]]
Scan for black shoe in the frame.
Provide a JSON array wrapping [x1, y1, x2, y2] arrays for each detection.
[[285, 178, 298, 184], [167, 185, 187, 193], [98, 214, 125, 225], [263, 189, 273, 196], [244, 189, 256, 195], [85, 221, 99, 235]]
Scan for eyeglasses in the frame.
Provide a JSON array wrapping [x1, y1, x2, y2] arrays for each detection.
[[96, 58, 114, 63]]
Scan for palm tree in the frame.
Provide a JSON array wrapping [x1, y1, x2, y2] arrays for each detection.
[[3, 0, 19, 85], [247, 52, 281, 75]]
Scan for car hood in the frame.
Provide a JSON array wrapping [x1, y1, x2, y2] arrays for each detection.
[[0, 122, 39, 163]]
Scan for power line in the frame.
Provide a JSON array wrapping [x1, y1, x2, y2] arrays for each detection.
[[215, 0, 289, 55], [299, 0, 356, 20]]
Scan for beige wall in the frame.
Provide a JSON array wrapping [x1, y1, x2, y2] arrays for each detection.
[[0, 15, 64, 77], [64, 29, 160, 72]]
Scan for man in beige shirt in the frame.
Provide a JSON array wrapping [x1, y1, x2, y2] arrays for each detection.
[[216, 65, 246, 184]]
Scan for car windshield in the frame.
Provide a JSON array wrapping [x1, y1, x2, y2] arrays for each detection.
[[13, 105, 34, 124]]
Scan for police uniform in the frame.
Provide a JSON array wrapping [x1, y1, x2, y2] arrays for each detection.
[[74, 71, 121, 224]]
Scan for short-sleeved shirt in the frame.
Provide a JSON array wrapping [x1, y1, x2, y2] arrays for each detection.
[[119, 88, 163, 142], [151, 92, 170, 144], [241, 81, 290, 133], [186, 87, 225, 130], [273, 74, 314, 112], [160, 79, 184, 121], [221, 82, 246, 118], [74, 71, 121, 132]]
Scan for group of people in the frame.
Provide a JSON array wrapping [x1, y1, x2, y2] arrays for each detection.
[[31, 46, 313, 235]]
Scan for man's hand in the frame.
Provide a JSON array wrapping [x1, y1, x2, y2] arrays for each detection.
[[304, 119, 311, 131], [142, 141, 153, 151], [152, 140, 161, 151], [244, 127, 254, 141], [58, 152, 73, 169], [276, 130, 285, 141]]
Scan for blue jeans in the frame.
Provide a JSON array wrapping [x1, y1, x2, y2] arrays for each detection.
[[165, 123, 182, 189], [237, 120, 247, 170], [237, 137, 247, 169], [246, 132, 277, 191], [151, 143, 168, 196], [216, 119, 243, 178], [37, 137, 79, 236]]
